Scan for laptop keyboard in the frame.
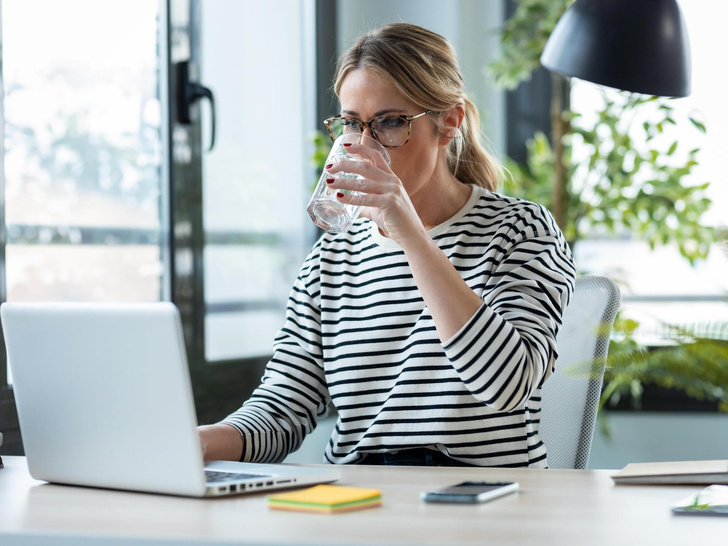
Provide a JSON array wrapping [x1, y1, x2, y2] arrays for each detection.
[[205, 470, 271, 483]]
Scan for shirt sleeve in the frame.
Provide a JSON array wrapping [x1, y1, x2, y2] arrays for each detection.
[[442, 206, 575, 413], [221, 245, 330, 463]]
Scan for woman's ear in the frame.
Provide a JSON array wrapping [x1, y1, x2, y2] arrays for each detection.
[[438, 105, 465, 145]]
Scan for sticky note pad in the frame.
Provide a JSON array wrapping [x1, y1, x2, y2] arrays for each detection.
[[268, 484, 382, 514]]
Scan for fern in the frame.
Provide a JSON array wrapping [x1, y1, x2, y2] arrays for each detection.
[[601, 321, 728, 413]]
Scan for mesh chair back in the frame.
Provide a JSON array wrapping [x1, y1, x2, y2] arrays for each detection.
[[540, 275, 621, 469]]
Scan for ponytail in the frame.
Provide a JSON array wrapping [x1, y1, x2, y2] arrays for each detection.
[[448, 98, 501, 191]]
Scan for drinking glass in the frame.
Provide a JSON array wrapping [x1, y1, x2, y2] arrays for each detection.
[[307, 133, 391, 233]]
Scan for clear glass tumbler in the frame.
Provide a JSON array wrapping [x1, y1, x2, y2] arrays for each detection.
[[307, 133, 391, 233]]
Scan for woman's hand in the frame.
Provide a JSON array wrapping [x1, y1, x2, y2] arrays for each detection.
[[197, 424, 244, 462], [325, 142, 427, 245]]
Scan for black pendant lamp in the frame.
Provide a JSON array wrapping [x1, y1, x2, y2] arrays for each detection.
[[541, 0, 691, 97]]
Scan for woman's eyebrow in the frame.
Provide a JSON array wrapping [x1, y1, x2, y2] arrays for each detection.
[[341, 108, 408, 118]]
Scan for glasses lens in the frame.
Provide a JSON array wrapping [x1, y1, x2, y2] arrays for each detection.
[[372, 116, 409, 147], [329, 118, 362, 139]]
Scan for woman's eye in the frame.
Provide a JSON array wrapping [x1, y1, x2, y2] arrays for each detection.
[[342, 119, 360, 129]]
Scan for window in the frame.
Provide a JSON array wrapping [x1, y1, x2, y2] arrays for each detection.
[[2, 0, 165, 386], [198, 0, 316, 362], [0, 0, 317, 451]]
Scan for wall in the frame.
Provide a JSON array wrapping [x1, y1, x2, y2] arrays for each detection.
[[588, 412, 728, 469]]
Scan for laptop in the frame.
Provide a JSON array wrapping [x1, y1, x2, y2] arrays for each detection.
[[0, 302, 339, 497]]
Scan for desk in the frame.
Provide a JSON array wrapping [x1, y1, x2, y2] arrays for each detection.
[[0, 456, 721, 545]]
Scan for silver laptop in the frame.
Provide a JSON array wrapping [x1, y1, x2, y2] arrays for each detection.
[[1, 302, 339, 497]]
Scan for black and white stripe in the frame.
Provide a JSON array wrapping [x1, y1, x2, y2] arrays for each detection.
[[223, 186, 575, 467]]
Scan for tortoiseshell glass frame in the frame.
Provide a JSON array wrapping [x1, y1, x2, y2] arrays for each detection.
[[323, 110, 433, 148]]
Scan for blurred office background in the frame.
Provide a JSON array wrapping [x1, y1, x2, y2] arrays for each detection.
[[0, 0, 725, 468]]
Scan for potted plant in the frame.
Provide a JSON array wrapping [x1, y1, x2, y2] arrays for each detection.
[[489, 0, 726, 415]]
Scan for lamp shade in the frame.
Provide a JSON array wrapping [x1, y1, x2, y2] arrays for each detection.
[[540, 0, 691, 97]]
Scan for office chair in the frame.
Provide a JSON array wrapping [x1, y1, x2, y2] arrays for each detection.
[[539, 275, 621, 469]]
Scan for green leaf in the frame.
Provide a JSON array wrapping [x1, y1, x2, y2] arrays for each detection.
[[488, 0, 575, 89], [689, 117, 707, 133]]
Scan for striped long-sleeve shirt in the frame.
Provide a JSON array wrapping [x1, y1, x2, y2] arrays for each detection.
[[223, 185, 575, 467]]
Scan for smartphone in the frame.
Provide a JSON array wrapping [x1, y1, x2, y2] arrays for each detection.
[[420, 481, 519, 504]]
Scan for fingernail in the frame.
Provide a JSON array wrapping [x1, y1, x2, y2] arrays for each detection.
[[336, 192, 345, 198], [325, 163, 333, 169], [343, 143, 352, 147], [326, 178, 335, 184]]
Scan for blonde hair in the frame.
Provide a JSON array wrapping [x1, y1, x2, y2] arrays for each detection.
[[333, 22, 501, 191]]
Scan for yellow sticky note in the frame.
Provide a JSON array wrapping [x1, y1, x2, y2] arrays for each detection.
[[268, 484, 382, 513]]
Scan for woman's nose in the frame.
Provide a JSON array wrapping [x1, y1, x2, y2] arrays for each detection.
[[362, 126, 375, 140]]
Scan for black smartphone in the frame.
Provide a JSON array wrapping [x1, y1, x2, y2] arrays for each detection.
[[420, 481, 519, 504]]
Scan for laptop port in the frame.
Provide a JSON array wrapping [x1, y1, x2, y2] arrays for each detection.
[[277, 479, 291, 485], [230, 484, 237, 492], [266, 481, 274, 486]]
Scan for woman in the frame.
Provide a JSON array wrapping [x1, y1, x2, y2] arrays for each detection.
[[199, 22, 575, 468]]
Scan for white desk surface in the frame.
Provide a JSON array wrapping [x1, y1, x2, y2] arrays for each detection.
[[0, 456, 722, 545]]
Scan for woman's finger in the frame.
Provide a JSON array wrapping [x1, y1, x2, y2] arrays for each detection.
[[326, 157, 387, 182], [333, 189, 387, 209], [325, 174, 374, 193]]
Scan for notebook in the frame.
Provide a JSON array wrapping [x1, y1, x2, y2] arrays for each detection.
[[612, 460, 728, 485], [1, 302, 340, 497]]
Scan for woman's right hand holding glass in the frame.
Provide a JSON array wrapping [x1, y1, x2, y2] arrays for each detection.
[[325, 143, 428, 245]]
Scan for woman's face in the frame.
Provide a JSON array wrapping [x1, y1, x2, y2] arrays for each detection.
[[337, 68, 442, 199]]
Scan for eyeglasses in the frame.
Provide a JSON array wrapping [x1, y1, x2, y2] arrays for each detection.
[[323, 111, 433, 148]]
